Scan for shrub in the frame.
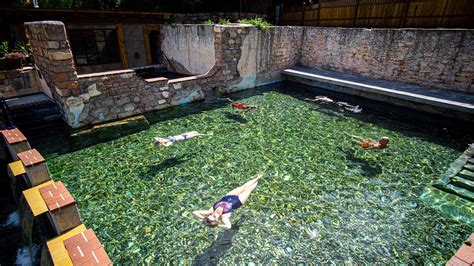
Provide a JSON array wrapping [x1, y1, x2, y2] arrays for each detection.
[[203, 19, 214, 25], [218, 18, 230, 25], [15, 42, 31, 56], [0, 41, 9, 57], [237, 17, 272, 30]]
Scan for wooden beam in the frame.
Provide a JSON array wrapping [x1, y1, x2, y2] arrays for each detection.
[[116, 24, 129, 69], [143, 25, 152, 65]]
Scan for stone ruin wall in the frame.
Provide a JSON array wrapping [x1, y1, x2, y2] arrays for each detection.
[[300, 27, 474, 94], [25, 21, 474, 128], [24, 21, 80, 123], [0, 67, 42, 98], [162, 24, 303, 93]]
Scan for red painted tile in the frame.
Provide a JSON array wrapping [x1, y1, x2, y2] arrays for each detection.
[[73, 247, 112, 266], [447, 256, 470, 266], [1, 128, 27, 144], [17, 149, 45, 167], [455, 244, 474, 264], [64, 229, 112, 265], [39, 181, 76, 212]]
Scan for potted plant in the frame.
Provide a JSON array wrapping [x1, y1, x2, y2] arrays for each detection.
[[0, 41, 29, 70]]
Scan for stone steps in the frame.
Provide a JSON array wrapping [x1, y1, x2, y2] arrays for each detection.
[[431, 145, 474, 203]]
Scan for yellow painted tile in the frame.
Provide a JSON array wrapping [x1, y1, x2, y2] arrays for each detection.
[[8, 161, 26, 176], [22, 181, 54, 217], [47, 224, 86, 266]]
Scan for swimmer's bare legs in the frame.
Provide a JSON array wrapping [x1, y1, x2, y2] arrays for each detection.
[[226, 173, 264, 204]]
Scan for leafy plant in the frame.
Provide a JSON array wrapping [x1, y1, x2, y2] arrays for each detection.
[[15, 42, 31, 56], [0, 41, 9, 57], [218, 18, 230, 25], [203, 19, 214, 25], [238, 17, 272, 30]]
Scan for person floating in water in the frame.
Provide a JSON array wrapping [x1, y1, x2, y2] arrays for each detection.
[[305, 96, 362, 113], [345, 132, 390, 149], [155, 131, 211, 147], [224, 98, 257, 112], [193, 173, 264, 230]]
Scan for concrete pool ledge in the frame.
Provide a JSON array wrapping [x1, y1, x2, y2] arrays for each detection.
[[282, 67, 474, 121]]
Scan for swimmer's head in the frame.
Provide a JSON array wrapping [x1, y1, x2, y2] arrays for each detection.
[[379, 137, 390, 146], [203, 214, 219, 227], [154, 137, 172, 147]]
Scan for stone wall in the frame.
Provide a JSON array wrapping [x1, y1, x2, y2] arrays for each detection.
[[300, 28, 474, 94], [161, 25, 216, 75], [160, 24, 303, 93], [0, 67, 42, 98], [71, 70, 210, 128]]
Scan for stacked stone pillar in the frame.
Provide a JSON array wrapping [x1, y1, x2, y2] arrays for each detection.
[[24, 21, 79, 124]]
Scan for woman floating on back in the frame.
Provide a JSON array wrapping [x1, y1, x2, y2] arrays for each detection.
[[224, 98, 257, 112], [345, 132, 390, 149], [306, 96, 362, 113], [193, 173, 264, 230], [155, 131, 211, 147]]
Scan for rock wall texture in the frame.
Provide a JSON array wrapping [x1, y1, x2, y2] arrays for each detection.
[[300, 28, 474, 94], [25, 21, 219, 128], [74, 71, 207, 127], [25, 21, 474, 128], [161, 25, 216, 75], [0, 67, 42, 98], [25, 21, 79, 123], [159, 25, 303, 92]]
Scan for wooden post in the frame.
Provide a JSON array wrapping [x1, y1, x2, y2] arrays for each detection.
[[116, 24, 128, 69], [316, 0, 321, 26], [400, 0, 410, 28], [301, 5, 305, 26], [143, 25, 152, 65], [354, 0, 361, 26]]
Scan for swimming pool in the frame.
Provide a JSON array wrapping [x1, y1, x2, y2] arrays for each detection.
[[34, 82, 473, 264]]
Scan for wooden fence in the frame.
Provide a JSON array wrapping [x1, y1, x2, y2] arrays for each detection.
[[279, 0, 474, 28]]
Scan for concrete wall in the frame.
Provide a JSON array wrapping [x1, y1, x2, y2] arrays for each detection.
[[300, 28, 474, 94], [161, 25, 216, 75], [123, 25, 147, 68], [160, 25, 303, 92], [0, 67, 42, 98]]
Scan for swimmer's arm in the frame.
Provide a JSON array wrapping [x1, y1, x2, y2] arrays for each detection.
[[192, 210, 213, 219], [218, 214, 232, 230]]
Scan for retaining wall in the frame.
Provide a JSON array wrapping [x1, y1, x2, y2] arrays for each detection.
[[0, 67, 42, 98], [25, 21, 474, 128], [300, 28, 474, 94]]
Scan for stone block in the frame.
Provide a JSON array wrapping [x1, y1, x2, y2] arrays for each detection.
[[48, 51, 73, 61], [38, 181, 82, 235], [1, 128, 31, 160], [17, 149, 52, 187]]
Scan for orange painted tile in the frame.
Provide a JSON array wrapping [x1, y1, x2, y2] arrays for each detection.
[[17, 149, 45, 167], [1, 128, 27, 144]]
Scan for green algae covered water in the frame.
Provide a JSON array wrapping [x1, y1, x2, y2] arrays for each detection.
[[34, 83, 473, 264]]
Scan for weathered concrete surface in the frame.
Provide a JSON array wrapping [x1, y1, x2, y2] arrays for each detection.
[[283, 67, 474, 121], [123, 24, 147, 68], [300, 28, 474, 94], [215, 25, 303, 93], [0, 67, 42, 98], [161, 25, 215, 75]]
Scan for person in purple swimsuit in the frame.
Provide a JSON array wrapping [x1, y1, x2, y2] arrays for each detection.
[[193, 173, 264, 230]]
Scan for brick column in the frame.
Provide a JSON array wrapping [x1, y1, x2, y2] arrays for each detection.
[[24, 21, 79, 125]]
